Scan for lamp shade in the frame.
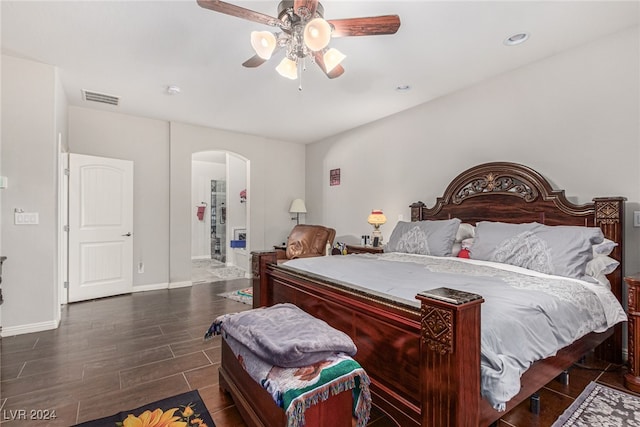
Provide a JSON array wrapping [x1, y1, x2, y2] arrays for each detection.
[[276, 57, 298, 80], [367, 209, 387, 227], [289, 198, 307, 214], [323, 48, 346, 72], [251, 31, 277, 60], [303, 18, 332, 51]]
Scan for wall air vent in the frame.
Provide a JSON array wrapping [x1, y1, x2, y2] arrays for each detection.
[[82, 90, 120, 106]]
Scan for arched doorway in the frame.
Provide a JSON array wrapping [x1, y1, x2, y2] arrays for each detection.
[[191, 150, 249, 284]]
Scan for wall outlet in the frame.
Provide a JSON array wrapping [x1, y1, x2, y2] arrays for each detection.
[[137, 262, 144, 274]]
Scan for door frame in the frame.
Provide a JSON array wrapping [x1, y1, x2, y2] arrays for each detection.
[[58, 143, 69, 305]]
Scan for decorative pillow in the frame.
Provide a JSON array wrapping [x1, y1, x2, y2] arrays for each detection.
[[471, 221, 604, 280], [386, 218, 461, 256], [461, 238, 474, 250], [451, 223, 475, 256], [458, 248, 471, 258], [586, 255, 619, 277], [593, 238, 617, 257], [471, 222, 540, 263]]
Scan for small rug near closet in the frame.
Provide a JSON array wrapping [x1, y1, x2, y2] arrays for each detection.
[[192, 258, 246, 284], [552, 381, 640, 426], [218, 287, 253, 305], [74, 390, 215, 426]]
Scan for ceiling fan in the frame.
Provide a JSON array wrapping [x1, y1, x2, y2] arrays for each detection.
[[197, 0, 401, 84]]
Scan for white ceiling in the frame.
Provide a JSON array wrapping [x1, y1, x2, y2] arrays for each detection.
[[2, 1, 638, 144]]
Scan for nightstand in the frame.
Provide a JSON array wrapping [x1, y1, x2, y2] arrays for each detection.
[[345, 244, 384, 254], [624, 274, 640, 392]]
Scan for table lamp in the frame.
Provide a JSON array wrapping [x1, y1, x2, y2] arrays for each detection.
[[367, 209, 387, 246], [289, 198, 307, 225]]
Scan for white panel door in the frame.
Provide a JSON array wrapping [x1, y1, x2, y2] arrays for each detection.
[[68, 154, 133, 302]]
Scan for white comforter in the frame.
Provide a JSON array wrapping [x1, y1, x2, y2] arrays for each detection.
[[283, 253, 626, 410]]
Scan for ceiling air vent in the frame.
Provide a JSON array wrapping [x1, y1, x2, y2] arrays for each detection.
[[82, 90, 120, 106]]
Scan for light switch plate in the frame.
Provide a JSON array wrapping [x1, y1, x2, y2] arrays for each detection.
[[14, 212, 39, 225], [634, 211, 640, 228]]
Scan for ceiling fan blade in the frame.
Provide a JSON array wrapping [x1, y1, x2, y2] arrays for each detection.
[[326, 64, 345, 79], [242, 46, 283, 68], [328, 15, 401, 37], [293, 0, 318, 19], [242, 55, 268, 68], [313, 51, 345, 79], [197, 0, 281, 27]]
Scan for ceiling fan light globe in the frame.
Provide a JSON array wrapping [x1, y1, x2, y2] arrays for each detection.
[[323, 48, 346, 72], [276, 57, 298, 79], [303, 18, 331, 51], [251, 31, 277, 59]]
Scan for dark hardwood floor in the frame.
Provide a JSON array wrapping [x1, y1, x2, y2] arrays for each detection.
[[0, 279, 635, 426]]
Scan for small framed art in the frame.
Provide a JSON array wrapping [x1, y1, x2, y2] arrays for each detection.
[[330, 168, 341, 186]]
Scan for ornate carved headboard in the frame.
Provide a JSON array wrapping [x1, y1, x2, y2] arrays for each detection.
[[409, 161, 626, 361]]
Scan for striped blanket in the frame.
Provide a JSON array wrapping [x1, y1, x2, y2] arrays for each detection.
[[206, 307, 371, 427]]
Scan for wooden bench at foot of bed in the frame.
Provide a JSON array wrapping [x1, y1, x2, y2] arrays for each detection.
[[219, 338, 355, 427]]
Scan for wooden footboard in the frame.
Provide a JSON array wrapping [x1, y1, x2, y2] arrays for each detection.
[[219, 338, 353, 427]]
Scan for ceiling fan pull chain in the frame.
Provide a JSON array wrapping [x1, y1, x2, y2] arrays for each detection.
[[298, 59, 303, 91]]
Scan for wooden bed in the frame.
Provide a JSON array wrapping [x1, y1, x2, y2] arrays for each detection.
[[250, 161, 626, 426]]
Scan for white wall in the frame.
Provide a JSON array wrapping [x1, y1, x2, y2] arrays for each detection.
[[227, 153, 248, 269], [306, 26, 640, 275], [69, 106, 171, 291], [191, 159, 225, 258], [169, 122, 305, 286], [1, 55, 64, 335]]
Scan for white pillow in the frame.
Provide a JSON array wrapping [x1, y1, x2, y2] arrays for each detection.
[[593, 238, 617, 257], [586, 254, 619, 277]]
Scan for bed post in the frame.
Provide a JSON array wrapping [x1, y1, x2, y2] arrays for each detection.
[[251, 250, 277, 309], [593, 197, 626, 363], [416, 288, 484, 427]]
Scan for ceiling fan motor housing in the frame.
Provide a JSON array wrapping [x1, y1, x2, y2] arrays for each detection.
[[278, 0, 324, 23]]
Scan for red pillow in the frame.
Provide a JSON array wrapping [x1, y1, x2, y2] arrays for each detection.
[[458, 248, 470, 258]]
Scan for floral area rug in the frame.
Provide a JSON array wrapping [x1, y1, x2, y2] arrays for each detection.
[[218, 287, 253, 305], [74, 390, 215, 427], [552, 381, 640, 426]]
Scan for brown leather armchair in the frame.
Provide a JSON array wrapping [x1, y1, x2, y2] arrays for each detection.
[[276, 224, 336, 261]]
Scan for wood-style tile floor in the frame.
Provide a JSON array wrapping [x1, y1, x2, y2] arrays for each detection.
[[0, 279, 635, 426]]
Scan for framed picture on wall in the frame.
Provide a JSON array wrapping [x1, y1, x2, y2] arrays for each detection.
[[330, 168, 341, 186]]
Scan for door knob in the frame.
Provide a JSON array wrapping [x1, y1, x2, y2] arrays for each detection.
[[122, 232, 132, 237]]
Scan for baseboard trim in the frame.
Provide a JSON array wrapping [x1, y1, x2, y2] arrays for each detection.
[[1, 319, 59, 337], [169, 281, 192, 289], [132, 283, 170, 293]]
